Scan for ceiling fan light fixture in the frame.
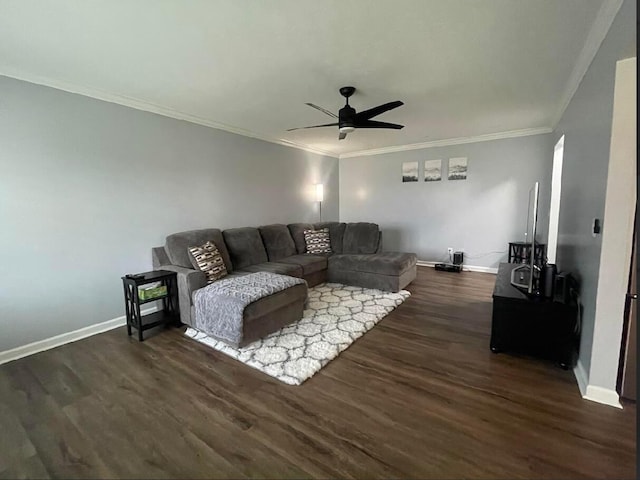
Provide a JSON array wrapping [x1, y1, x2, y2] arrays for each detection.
[[288, 86, 404, 138]]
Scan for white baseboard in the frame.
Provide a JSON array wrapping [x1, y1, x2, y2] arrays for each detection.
[[583, 385, 623, 409], [573, 358, 623, 409], [573, 358, 589, 397], [0, 306, 158, 366], [417, 260, 498, 274]]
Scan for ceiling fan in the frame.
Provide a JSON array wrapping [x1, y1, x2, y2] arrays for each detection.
[[287, 86, 404, 140]]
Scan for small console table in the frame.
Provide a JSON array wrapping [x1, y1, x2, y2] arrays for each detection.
[[121, 270, 179, 341], [490, 263, 579, 369]]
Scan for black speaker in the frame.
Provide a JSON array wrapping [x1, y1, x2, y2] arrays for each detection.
[[541, 264, 557, 298], [554, 272, 572, 303], [453, 251, 464, 265]]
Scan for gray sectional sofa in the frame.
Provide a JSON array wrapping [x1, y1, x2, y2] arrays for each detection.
[[152, 222, 417, 337]]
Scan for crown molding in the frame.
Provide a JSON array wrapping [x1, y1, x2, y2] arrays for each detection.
[[339, 127, 553, 159], [550, 0, 624, 128], [0, 2, 622, 162], [0, 69, 340, 159]]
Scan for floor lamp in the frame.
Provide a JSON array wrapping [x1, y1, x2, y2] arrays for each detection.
[[315, 184, 324, 222]]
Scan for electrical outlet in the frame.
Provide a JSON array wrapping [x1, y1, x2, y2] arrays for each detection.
[[447, 247, 454, 255]]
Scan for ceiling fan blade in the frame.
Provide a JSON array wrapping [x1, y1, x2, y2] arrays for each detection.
[[339, 132, 347, 140], [305, 103, 338, 119], [355, 120, 404, 129], [287, 122, 338, 131], [354, 101, 404, 121]]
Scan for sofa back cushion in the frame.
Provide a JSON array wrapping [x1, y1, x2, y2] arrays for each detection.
[[259, 224, 297, 261], [342, 222, 380, 254], [287, 223, 314, 254], [165, 228, 233, 272], [313, 222, 346, 254], [223, 227, 268, 269]]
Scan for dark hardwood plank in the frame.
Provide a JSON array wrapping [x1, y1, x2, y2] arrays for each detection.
[[0, 267, 635, 479], [25, 355, 91, 408], [0, 403, 37, 474], [0, 454, 49, 480]]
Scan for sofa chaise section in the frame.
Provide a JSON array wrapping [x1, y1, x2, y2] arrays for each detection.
[[328, 252, 417, 292], [326, 223, 416, 292], [201, 278, 308, 348]]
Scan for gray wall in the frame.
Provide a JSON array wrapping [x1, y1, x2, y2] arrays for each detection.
[[553, 0, 636, 377], [0, 76, 338, 352], [340, 134, 553, 268]]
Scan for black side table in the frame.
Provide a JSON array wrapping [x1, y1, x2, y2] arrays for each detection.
[[121, 270, 179, 341]]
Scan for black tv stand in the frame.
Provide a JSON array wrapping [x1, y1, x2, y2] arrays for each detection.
[[490, 263, 579, 369]]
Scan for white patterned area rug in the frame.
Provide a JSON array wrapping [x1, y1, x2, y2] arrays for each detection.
[[185, 282, 410, 385]]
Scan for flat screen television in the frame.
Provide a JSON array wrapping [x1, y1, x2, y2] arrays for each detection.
[[511, 182, 540, 295]]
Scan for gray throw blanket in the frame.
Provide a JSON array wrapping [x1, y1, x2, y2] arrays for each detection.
[[193, 272, 307, 346]]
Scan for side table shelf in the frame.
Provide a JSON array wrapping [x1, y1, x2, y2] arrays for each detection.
[[508, 242, 547, 267], [121, 270, 180, 341]]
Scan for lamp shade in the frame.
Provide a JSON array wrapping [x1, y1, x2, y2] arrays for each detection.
[[315, 183, 324, 202]]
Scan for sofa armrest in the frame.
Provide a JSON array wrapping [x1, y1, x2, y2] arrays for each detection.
[[152, 246, 171, 269], [157, 264, 207, 326], [376, 232, 383, 253]]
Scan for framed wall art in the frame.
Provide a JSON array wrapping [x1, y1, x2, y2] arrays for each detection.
[[448, 157, 468, 180], [424, 159, 442, 182], [402, 161, 419, 182]]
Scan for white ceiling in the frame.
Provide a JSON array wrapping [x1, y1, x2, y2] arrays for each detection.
[[0, 0, 613, 157]]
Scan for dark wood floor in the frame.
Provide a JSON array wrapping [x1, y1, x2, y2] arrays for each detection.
[[0, 267, 636, 479]]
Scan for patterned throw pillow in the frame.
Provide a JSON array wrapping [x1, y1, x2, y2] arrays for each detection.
[[188, 241, 228, 283], [303, 228, 332, 254]]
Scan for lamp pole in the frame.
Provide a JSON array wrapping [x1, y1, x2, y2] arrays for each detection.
[[316, 184, 324, 223]]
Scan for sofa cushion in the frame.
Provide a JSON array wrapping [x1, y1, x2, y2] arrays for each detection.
[[237, 261, 303, 278], [314, 222, 346, 254], [259, 224, 297, 261], [287, 223, 314, 254], [328, 252, 417, 276], [279, 254, 328, 275], [342, 223, 380, 254], [222, 227, 268, 270], [165, 228, 233, 272], [327, 266, 416, 293], [304, 228, 332, 254], [188, 241, 228, 283]]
